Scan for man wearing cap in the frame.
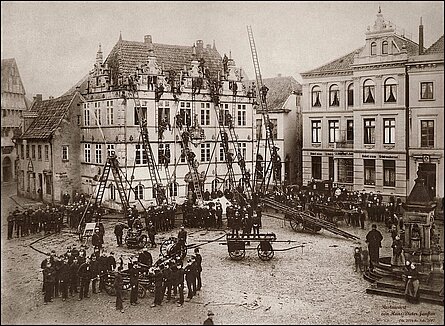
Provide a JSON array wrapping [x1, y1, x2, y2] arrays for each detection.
[[92, 228, 104, 254], [77, 257, 92, 300], [107, 252, 117, 271], [147, 221, 157, 248], [391, 234, 404, 266], [178, 226, 187, 253], [129, 261, 140, 305], [114, 267, 124, 313], [203, 310, 215, 325]]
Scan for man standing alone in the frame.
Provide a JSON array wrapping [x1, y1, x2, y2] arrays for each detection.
[[366, 224, 383, 271]]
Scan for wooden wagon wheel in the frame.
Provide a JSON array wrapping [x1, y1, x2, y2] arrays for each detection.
[[138, 284, 147, 299], [160, 237, 177, 257], [289, 217, 304, 232], [228, 248, 245, 260], [257, 241, 274, 261], [227, 240, 246, 260]]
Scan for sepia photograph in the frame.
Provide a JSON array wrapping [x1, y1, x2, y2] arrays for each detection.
[[1, 1, 444, 324]]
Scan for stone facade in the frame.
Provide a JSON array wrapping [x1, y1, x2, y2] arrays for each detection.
[[301, 9, 443, 200]]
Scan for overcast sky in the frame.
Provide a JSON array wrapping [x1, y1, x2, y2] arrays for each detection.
[[1, 1, 444, 99]]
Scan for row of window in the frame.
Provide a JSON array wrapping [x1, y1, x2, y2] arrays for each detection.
[[83, 142, 248, 164], [370, 40, 391, 56], [311, 157, 396, 187], [311, 81, 434, 108], [83, 102, 248, 127], [21, 144, 50, 161], [121, 177, 233, 200], [2, 108, 23, 118], [310, 118, 435, 147]]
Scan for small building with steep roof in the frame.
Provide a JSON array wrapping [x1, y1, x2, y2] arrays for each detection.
[[16, 92, 84, 203]]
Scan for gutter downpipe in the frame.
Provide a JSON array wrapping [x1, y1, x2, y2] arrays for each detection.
[[405, 65, 410, 198]]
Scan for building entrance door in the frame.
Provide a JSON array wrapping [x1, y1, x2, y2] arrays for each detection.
[[418, 163, 436, 199], [2, 157, 12, 182], [38, 173, 43, 201]]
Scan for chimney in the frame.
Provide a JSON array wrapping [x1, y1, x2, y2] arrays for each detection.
[[33, 94, 42, 102], [418, 17, 424, 55], [277, 73, 282, 77], [206, 44, 211, 50], [196, 40, 204, 49], [49, 96, 54, 100], [144, 35, 152, 44]]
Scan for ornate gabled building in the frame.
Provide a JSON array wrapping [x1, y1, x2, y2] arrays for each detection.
[[16, 92, 85, 202], [1, 58, 29, 182], [78, 35, 255, 208], [301, 9, 443, 200]]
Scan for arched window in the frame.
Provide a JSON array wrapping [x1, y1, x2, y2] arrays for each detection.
[[384, 77, 397, 103], [363, 79, 375, 104], [329, 84, 340, 106], [169, 182, 178, 197], [134, 184, 144, 200], [311, 85, 322, 107], [382, 41, 388, 54], [347, 83, 354, 106], [371, 42, 377, 56]]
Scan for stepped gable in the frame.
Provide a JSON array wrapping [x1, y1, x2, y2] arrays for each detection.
[[105, 38, 223, 82], [424, 34, 444, 54], [21, 94, 77, 140]]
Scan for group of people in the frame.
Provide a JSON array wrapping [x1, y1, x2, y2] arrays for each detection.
[[182, 200, 224, 229], [7, 205, 64, 239], [40, 245, 118, 304]]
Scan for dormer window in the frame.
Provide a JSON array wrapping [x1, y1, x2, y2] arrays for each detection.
[[329, 84, 340, 107], [384, 78, 397, 103], [382, 41, 388, 54], [363, 79, 375, 104], [371, 42, 377, 56], [311, 85, 322, 107]]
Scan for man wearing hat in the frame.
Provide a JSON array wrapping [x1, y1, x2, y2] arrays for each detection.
[[128, 261, 140, 305], [203, 310, 215, 325]]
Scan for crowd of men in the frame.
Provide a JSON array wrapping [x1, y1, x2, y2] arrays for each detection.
[[271, 185, 405, 232], [40, 236, 204, 313], [7, 205, 64, 240]]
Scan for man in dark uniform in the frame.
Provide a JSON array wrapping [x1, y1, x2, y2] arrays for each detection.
[[147, 221, 157, 248], [194, 248, 203, 291], [185, 258, 197, 300], [69, 258, 79, 296], [114, 267, 124, 312], [128, 262, 140, 305], [58, 257, 70, 301], [151, 266, 164, 307], [366, 224, 383, 271], [114, 221, 126, 247], [7, 212, 15, 239], [215, 200, 223, 228], [92, 228, 104, 254], [90, 255, 101, 294], [15, 210, 23, 238], [138, 247, 153, 271], [178, 226, 187, 252], [78, 257, 92, 300]]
